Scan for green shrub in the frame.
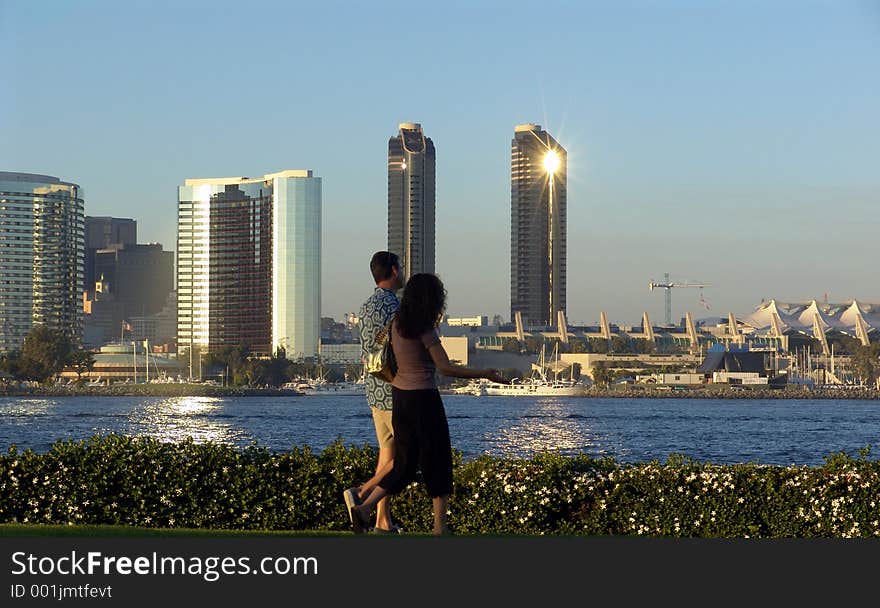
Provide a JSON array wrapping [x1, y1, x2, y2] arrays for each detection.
[[2, 435, 879, 537]]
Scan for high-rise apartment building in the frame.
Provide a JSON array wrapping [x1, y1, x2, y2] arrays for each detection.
[[510, 124, 567, 327], [176, 170, 321, 361], [388, 122, 435, 281], [0, 172, 84, 352]]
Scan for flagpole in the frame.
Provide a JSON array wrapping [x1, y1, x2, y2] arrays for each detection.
[[145, 339, 149, 383]]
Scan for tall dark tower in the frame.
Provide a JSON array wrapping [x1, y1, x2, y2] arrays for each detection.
[[510, 124, 567, 327], [84, 216, 136, 297], [388, 122, 435, 281]]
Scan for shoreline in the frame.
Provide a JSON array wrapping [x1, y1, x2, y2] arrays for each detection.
[[1, 384, 878, 399], [0, 384, 296, 398], [577, 386, 880, 400], [442, 385, 880, 400]]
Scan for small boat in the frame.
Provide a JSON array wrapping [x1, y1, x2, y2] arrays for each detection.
[[298, 380, 366, 396], [291, 366, 367, 396], [451, 380, 487, 396]]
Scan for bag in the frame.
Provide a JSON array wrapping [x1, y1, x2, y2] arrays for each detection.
[[365, 320, 397, 382]]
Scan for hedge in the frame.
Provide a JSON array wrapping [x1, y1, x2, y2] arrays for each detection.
[[1, 435, 878, 537]]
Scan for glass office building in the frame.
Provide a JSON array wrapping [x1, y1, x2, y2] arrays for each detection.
[[510, 124, 567, 327], [0, 172, 84, 352], [177, 170, 321, 361], [272, 174, 321, 361], [388, 122, 435, 281]]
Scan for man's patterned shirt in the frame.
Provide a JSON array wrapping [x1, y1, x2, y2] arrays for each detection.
[[358, 287, 399, 410]]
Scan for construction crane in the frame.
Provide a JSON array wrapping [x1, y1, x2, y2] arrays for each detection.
[[648, 272, 711, 326]]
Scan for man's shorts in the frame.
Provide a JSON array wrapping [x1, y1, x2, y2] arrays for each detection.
[[371, 407, 394, 450]]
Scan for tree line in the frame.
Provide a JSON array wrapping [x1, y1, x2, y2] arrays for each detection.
[[0, 326, 95, 383]]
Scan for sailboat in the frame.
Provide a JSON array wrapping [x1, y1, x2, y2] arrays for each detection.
[[481, 343, 588, 397], [293, 365, 367, 396]]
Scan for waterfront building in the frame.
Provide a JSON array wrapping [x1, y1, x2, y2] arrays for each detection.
[[510, 124, 567, 328], [388, 122, 435, 281], [440, 336, 468, 366], [445, 315, 490, 327], [84, 216, 136, 295], [59, 342, 186, 384], [177, 170, 321, 360], [0, 172, 84, 352], [737, 298, 880, 357]]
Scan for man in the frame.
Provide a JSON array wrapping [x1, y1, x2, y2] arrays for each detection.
[[344, 251, 403, 533]]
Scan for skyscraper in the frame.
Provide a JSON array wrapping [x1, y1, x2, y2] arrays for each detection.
[[0, 172, 84, 352], [93, 243, 174, 319], [388, 122, 435, 281], [510, 124, 567, 327], [84, 216, 136, 295], [177, 170, 321, 362]]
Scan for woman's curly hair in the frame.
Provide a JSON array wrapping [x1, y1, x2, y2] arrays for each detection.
[[396, 273, 447, 339]]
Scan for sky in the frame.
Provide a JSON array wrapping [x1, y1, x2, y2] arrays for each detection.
[[2, 0, 879, 327]]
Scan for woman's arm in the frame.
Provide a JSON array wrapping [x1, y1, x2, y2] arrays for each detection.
[[427, 343, 505, 383]]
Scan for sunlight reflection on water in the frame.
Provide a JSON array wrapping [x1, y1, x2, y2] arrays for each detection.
[[127, 397, 252, 446], [486, 398, 623, 458], [0, 399, 59, 417]]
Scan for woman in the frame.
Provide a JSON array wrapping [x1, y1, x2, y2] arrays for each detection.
[[350, 273, 505, 535]]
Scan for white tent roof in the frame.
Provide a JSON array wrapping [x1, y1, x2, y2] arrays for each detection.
[[742, 299, 802, 332], [797, 300, 840, 331], [742, 299, 880, 338], [840, 300, 880, 332]]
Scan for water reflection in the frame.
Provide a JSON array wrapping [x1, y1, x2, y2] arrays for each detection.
[[487, 398, 611, 458], [0, 398, 59, 417], [127, 397, 253, 446]]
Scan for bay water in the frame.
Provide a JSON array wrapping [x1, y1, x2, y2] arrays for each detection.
[[2, 395, 879, 466]]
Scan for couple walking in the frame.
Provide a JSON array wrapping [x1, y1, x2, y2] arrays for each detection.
[[345, 251, 504, 535]]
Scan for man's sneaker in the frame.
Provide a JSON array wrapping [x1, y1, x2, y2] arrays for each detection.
[[343, 487, 361, 525], [350, 506, 369, 534]]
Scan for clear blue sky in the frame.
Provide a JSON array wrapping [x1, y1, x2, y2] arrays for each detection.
[[3, 0, 879, 326]]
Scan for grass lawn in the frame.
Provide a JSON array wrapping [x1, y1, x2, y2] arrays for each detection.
[[0, 524, 350, 537]]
